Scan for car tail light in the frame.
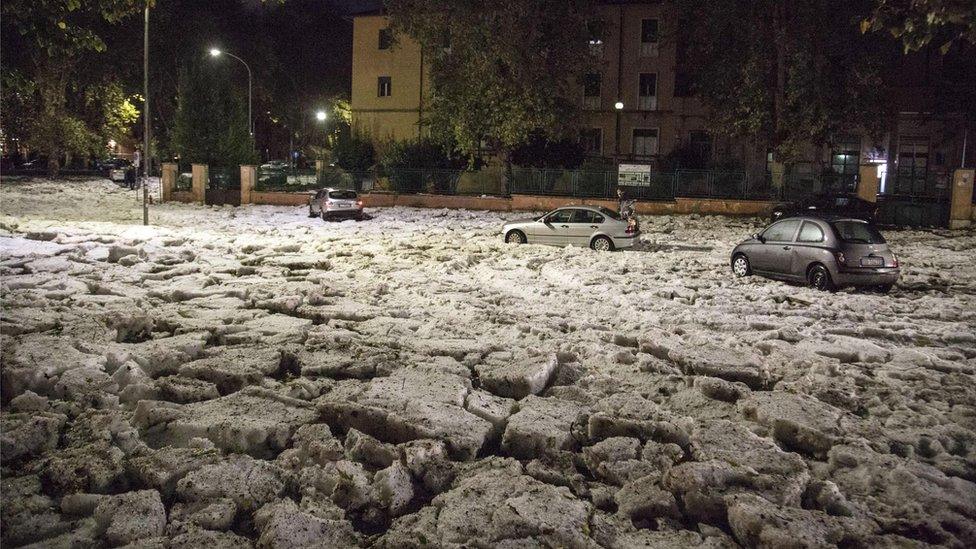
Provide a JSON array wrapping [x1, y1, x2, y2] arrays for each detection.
[[626, 220, 637, 234], [356, 200, 363, 207], [834, 251, 846, 264]]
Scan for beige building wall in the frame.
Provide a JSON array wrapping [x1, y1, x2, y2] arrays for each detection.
[[350, 15, 427, 145]]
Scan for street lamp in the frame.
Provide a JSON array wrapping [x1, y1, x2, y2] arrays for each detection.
[[315, 110, 327, 122], [209, 47, 253, 139], [614, 101, 624, 156]]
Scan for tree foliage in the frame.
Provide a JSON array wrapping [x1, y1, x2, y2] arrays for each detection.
[[863, 0, 976, 53], [169, 62, 256, 167], [385, 0, 594, 170], [0, 0, 146, 175], [677, 0, 894, 169]]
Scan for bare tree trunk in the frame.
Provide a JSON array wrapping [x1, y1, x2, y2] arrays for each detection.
[[501, 147, 513, 196], [772, 0, 787, 156]]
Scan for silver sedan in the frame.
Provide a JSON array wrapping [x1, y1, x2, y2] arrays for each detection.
[[502, 206, 639, 251]]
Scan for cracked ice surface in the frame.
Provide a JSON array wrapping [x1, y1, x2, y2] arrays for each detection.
[[2, 178, 976, 547]]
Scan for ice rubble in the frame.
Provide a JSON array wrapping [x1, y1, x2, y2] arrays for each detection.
[[1, 178, 975, 547]]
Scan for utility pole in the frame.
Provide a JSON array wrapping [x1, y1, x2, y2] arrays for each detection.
[[143, 4, 150, 226]]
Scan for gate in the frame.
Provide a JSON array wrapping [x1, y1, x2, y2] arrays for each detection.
[[205, 166, 241, 206], [876, 173, 951, 228]]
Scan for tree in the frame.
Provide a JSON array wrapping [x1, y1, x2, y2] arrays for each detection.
[[863, 0, 976, 53], [169, 62, 256, 167], [386, 0, 594, 191], [676, 0, 894, 175], [0, 0, 146, 176]]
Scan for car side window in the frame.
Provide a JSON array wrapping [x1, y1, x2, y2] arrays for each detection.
[[762, 219, 801, 242], [570, 209, 598, 223], [547, 210, 574, 224], [797, 221, 825, 243]]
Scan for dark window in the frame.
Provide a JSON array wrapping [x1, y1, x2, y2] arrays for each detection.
[[762, 219, 801, 242], [598, 207, 622, 220], [830, 221, 886, 244], [633, 128, 659, 156], [328, 190, 357, 200], [583, 74, 601, 97], [640, 19, 659, 56], [638, 73, 657, 110], [641, 19, 659, 43], [580, 128, 602, 154], [379, 28, 393, 50], [797, 221, 825, 243], [587, 20, 605, 45], [378, 76, 392, 97], [547, 209, 574, 223]]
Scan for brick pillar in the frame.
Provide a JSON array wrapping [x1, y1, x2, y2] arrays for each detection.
[[191, 164, 208, 205], [161, 163, 177, 202], [240, 165, 256, 205], [949, 169, 974, 229], [857, 164, 880, 203]]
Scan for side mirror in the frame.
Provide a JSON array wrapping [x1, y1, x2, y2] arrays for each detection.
[[752, 233, 764, 243]]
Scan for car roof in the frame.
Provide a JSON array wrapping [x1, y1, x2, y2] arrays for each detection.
[[323, 188, 357, 192], [555, 205, 605, 212]]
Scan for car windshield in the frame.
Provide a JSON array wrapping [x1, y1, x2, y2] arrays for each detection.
[[831, 220, 886, 244], [328, 190, 357, 200], [598, 207, 622, 220]]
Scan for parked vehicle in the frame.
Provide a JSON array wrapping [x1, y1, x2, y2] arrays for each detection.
[[731, 216, 899, 292], [95, 158, 134, 183], [260, 160, 289, 171], [769, 193, 878, 223], [309, 188, 364, 220], [502, 206, 639, 251]]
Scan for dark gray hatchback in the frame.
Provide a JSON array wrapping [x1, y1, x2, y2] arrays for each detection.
[[731, 216, 899, 292]]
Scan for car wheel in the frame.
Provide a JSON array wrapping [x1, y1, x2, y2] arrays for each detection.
[[807, 264, 835, 292], [591, 235, 614, 252], [732, 254, 752, 277], [505, 230, 526, 244]]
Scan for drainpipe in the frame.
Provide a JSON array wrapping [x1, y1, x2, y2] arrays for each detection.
[[615, 6, 624, 157]]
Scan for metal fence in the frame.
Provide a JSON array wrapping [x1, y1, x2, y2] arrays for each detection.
[[255, 168, 367, 193], [246, 166, 866, 203]]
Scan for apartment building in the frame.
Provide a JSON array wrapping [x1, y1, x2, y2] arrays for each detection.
[[349, 2, 972, 188], [349, 1, 719, 166]]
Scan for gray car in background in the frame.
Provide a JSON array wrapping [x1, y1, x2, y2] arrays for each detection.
[[309, 188, 364, 220], [731, 216, 899, 292], [502, 205, 639, 251]]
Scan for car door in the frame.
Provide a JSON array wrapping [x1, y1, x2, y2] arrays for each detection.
[[790, 220, 828, 278], [751, 219, 801, 274], [537, 209, 574, 245], [566, 209, 602, 246]]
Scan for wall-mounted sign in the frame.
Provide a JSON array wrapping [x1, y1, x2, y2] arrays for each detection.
[[618, 164, 652, 186]]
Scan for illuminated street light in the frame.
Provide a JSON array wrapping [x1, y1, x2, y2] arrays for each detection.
[[208, 47, 253, 138], [615, 101, 624, 110], [315, 110, 327, 122]]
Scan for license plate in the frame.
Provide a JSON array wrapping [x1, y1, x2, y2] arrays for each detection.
[[860, 257, 884, 267]]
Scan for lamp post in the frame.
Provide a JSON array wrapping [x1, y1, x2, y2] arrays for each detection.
[[614, 101, 624, 157], [142, 4, 150, 226], [209, 48, 253, 140]]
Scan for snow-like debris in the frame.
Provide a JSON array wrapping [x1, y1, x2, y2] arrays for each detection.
[[2, 178, 975, 546]]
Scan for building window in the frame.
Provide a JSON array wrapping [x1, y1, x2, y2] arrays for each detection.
[[583, 73, 601, 110], [633, 128, 659, 156], [895, 136, 928, 193], [640, 19, 659, 57], [638, 73, 657, 110], [377, 76, 392, 97], [587, 20, 605, 55], [379, 28, 393, 50], [831, 138, 860, 174], [580, 128, 602, 155]]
